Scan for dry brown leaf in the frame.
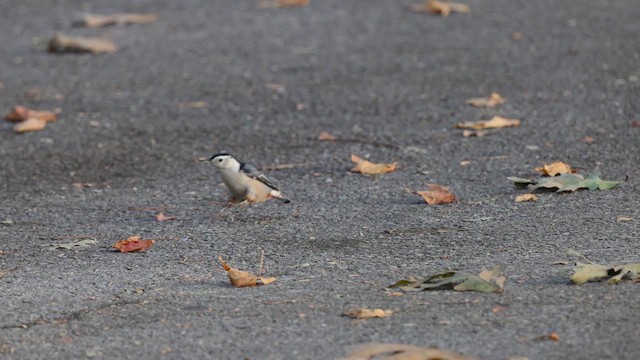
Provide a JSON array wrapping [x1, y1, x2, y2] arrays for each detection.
[[351, 154, 397, 175], [462, 129, 487, 137], [0, 269, 16, 279], [219, 256, 276, 287], [581, 136, 594, 143], [5, 106, 57, 122], [81, 13, 157, 28], [616, 216, 633, 222], [533, 332, 560, 342], [456, 116, 521, 130], [460, 160, 472, 166], [515, 193, 538, 203], [407, 184, 456, 205], [491, 306, 506, 313], [466, 92, 505, 108], [48, 34, 117, 54], [113, 236, 155, 252], [342, 343, 475, 360], [318, 131, 337, 141], [631, 120, 640, 128], [412, 0, 470, 16], [342, 308, 393, 320], [14, 118, 47, 133], [511, 32, 523, 41], [258, 0, 309, 9], [534, 161, 573, 176], [155, 213, 176, 222]]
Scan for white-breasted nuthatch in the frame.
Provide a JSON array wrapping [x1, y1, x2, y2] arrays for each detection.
[[209, 153, 291, 204]]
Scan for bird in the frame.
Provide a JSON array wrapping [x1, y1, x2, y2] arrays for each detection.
[[209, 153, 291, 205]]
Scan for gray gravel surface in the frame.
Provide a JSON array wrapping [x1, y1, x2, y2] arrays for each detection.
[[1, 0, 639, 359]]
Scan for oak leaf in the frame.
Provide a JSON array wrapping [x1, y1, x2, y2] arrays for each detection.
[[466, 92, 505, 108], [350, 154, 397, 175], [342, 308, 393, 320], [456, 116, 520, 130], [219, 256, 276, 287], [389, 265, 505, 293], [80, 13, 157, 28], [113, 236, 154, 252], [342, 343, 475, 360], [407, 185, 456, 204], [48, 34, 117, 54], [411, 0, 470, 16], [5, 106, 57, 122], [534, 161, 573, 176]]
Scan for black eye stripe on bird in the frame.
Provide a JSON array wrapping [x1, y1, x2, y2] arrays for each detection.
[[209, 153, 291, 205]]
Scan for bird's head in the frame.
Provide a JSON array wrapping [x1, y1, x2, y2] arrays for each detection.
[[209, 153, 239, 170]]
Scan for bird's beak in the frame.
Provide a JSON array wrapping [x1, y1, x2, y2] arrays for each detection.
[[209, 155, 216, 161]]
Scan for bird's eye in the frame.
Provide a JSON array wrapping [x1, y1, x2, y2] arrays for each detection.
[[218, 159, 223, 162]]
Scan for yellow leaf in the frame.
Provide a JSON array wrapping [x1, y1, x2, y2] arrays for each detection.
[[466, 92, 505, 108], [219, 256, 276, 287], [456, 116, 520, 130], [515, 193, 538, 203], [350, 154, 397, 175], [534, 161, 573, 176], [342, 308, 393, 319]]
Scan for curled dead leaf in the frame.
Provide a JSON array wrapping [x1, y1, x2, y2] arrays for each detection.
[[412, 0, 470, 16], [219, 256, 276, 287], [456, 116, 520, 130], [616, 216, 633, 222], [258, 0, 309, 9], [407, 184, 456, 205], [351, 154, 397, 175], [515, 193, 537, 203], [155, 213, 176, 222], [342, 308, 393, 320], [534, 161, 573, 176], [80, 13, 157, 28], [14, 118, 47, 133], [48, 34, 117, 54], [318, 131, 337, 141], [462, 129, 487, 137], [5, 106, 57, 122], [342, 343, 475, 360], [466, 92, 505, 108], [113, 236, 154, 253]]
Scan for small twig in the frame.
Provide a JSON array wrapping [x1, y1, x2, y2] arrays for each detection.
[[260, 162, 309, 171], [258, 248, 265, 276]]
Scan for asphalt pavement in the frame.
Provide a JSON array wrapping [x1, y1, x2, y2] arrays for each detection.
[[1, 0, 639, 359]]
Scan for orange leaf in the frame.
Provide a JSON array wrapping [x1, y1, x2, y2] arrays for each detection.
[[5, 105, 57, 122], [258, 0, 309, 9], [534, 161, 573, 176], [456, 116, 520, 130], [408, 184, 456, 205], [515, 193, 538, 203], [350, 154, 397, 175], [412, 0, 470, 16], [466, 92, 505, 108], [318, 131, 337, 141], [155, 213, 176, 222], [343, 308, 393, 319], [14, 118, 47, 133], [218, 256, 276, 287], [113, 236, 155, 252]]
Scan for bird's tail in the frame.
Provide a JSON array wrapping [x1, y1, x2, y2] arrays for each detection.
[[270, 190, 291, 203]]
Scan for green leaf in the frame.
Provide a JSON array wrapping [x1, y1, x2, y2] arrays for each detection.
[[509, 173, 623, 192], [390, 267, 505, 293]]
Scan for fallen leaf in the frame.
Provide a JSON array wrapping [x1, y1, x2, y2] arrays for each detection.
[[5, 106, 57, 122], [462, 129, 488, 137], [179, 101, 208, 108], [491, 306, 506, 313], [515, 193, 537, 203], [48, 34, 117, 54], [570, 262, 640, 284], [511, 32, 523, 41], [411, 0, 470, 16], [342, 308, 393, 319], [218, 256, 276, 287], [581, 136, 594, 143], [466, 92, 505, 108], [113, 236, 154, 252], [532, 332, 560, 342], [80, 13, 157, 28], [14, 118, 47, 133], [407, 184, 456, 205], [52, 239, 98, 250], [318, 131, 337, 141], [631, 120, 640, 128], [460, 160, 471, 166], [351, 154, 397, 175], [0, 269, 16, 279], [266, 83, 286, 92], [258, 0, 309, 9], [508, 173, 624, 192], [456, 116, 520, 130], [342, 343, 475, 360], [156, 213, 176, 222], [534, 161, 574, 176], [616, 216, 633, 222], [389, 265, 505, 293]]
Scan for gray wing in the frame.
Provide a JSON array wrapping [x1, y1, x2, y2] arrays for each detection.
[[239, 162, 279, 190]]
